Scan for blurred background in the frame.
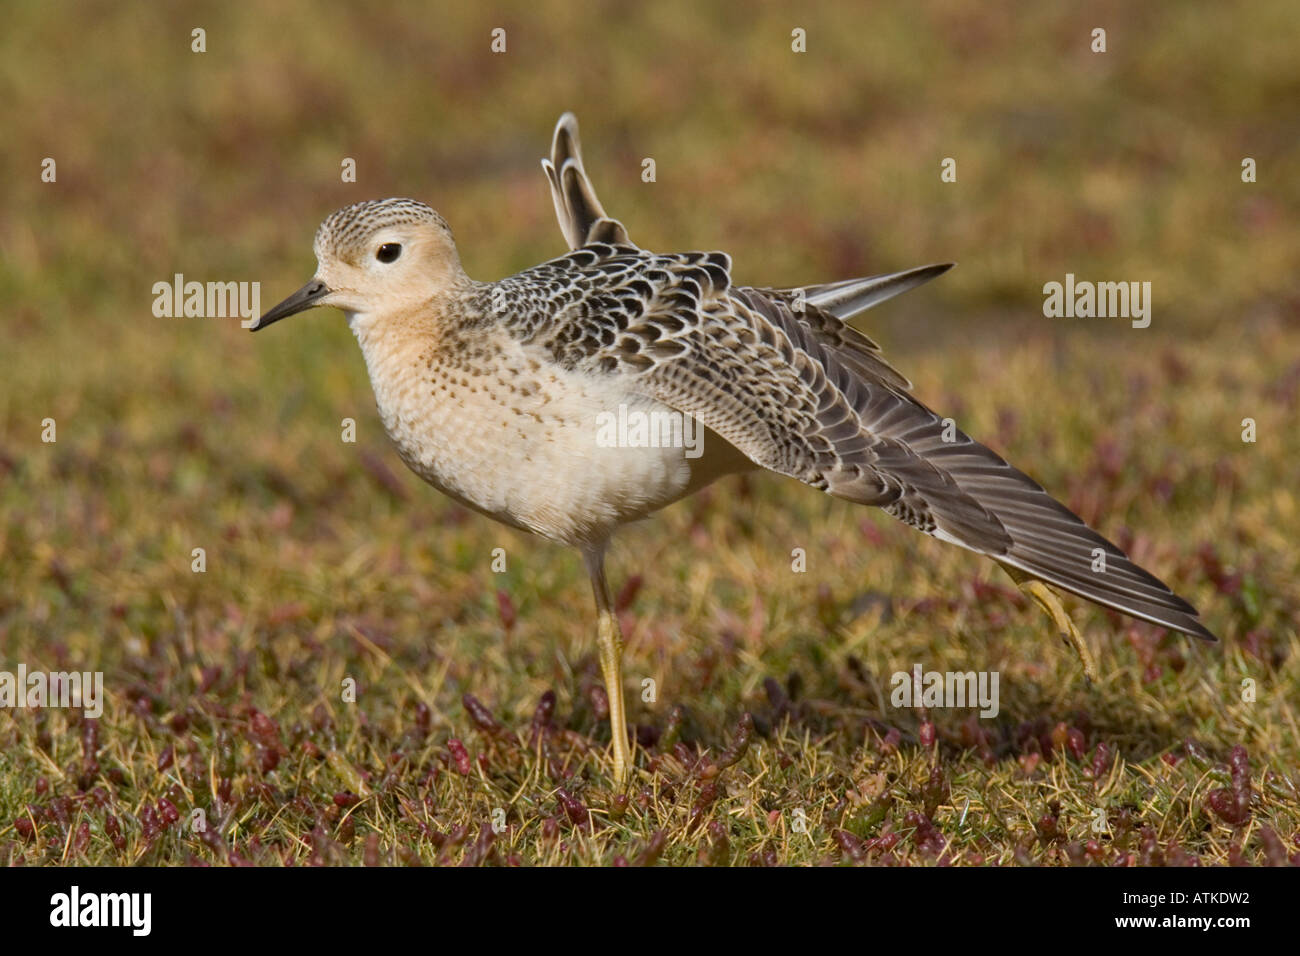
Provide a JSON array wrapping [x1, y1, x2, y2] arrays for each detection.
[[1, 1, 1297, 864]]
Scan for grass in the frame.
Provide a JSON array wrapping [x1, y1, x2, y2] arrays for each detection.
[[1, 0, 1298, 866]]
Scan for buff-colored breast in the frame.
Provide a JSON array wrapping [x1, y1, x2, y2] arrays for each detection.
[[348, 312, 749, 545]]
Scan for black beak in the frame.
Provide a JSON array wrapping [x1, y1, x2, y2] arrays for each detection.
[[251, 279, 330, 331]]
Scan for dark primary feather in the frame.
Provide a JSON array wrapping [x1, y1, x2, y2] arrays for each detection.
[[485, 242, 1216, 643]]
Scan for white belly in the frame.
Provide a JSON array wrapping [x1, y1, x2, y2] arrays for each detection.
[[355, 326, 748, 545]]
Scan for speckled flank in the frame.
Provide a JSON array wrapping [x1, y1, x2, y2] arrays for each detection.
[[348, 308, 742, 545]]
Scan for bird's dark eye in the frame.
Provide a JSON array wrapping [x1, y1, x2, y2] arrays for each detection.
[[376, 243, 402, 263]]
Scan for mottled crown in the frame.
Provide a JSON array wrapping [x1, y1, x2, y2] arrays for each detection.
[[314, 198, 452, 260]]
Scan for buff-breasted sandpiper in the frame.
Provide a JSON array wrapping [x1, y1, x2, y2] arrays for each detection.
[[252, 114, 1216, 784]]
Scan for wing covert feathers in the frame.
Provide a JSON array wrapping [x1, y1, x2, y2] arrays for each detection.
[[518, 148, 1216, 642]]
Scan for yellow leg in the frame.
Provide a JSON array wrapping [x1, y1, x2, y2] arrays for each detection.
[[584, 547, 631, 784], [1002, 566, 1098, 682]]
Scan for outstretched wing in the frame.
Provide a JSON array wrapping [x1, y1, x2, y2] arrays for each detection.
[[490, 243, 1217, 642]]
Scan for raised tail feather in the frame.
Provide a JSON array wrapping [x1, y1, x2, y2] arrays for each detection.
[[542, 112, 631, 250], [542, 115, 951, 322]]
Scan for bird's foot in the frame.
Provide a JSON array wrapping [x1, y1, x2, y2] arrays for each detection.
[[1003, 568, 1099, 682]]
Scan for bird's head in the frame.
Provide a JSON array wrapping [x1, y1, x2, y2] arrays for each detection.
[[252, 198, 465, 331]]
